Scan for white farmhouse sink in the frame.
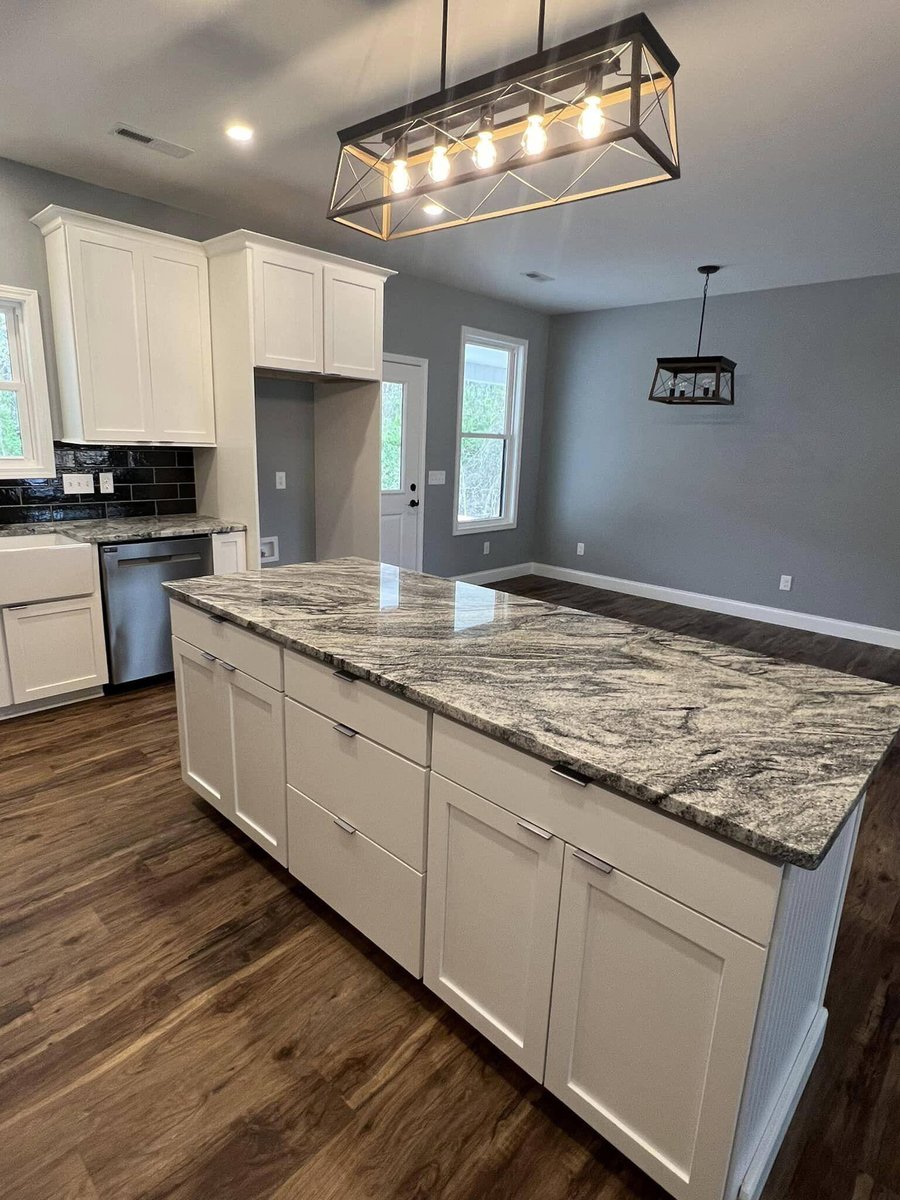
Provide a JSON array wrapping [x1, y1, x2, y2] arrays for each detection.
[[0, 533, 95, 606]]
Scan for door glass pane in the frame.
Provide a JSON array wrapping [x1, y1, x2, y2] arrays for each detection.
[[381, 380, 403, 492], [0, 390, 24, 458], [0, 311, 12, 382], [458, 437, 504, 522], [462, 342, 509, 433]]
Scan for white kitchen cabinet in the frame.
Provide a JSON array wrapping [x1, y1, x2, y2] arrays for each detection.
[[171, 630, 286, 865], [2, 594, 108, 704], [323, 264, 383, 380], [544, 845, 767, 1200], [0, 627, 13, 708], [252, 245, 324, 373], [32, 206, 216, 446], [211, 530, 247, 575], [424, 774, 564, 1079]]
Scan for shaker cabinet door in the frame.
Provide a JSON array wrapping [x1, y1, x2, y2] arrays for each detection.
[[323, 264, 383, 380], [172, 636, 229, 817], [252, 247, 324, 373], [222, 666, 287, 865], [424, 774, 563, 1079], [3, 596, 108, 704], [545, 846, 767, 1200]]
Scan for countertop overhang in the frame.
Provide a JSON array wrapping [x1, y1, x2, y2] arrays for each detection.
[[163, 558, 900, 869], [0, 515, 246, 544]]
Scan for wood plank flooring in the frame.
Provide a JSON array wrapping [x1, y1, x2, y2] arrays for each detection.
[[1, 580, 898, 1199]]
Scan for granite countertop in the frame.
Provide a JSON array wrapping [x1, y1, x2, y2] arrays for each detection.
[[163, 558, 900, 869], [0, 514, 246, 544]]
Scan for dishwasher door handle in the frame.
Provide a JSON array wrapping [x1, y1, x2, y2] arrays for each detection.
[[117, 553, 204, 567]]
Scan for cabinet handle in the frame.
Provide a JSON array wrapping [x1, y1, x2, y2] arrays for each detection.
[[573, 847, 614, 874], [220, 661, 236, 672], [332, 722, 358, 738], [333, 817, 357, 835], [332, 668, 356, 682], [517, 818, 552, 841], [209, 616, 225, 624], [200, 651, 216, 662], [551, 764, 591, 788]]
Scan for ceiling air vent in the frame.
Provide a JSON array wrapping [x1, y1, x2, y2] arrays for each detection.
[[522, 271, 555, 283], [111, 125, 194, 159]]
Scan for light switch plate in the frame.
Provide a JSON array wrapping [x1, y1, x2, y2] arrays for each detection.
[[428, 470, 446, 485], [99, 472, 114, 494], [62, 473, 94, 495], [275, 471, 286, 490]]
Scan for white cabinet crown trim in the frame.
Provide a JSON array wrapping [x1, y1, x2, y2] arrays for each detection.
[[202, 228, 396, 279], [30, 205, 207, 249]]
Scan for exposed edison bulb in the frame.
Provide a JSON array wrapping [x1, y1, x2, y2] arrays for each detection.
[[578, 95, 606, 140], [522, 113, 548, 156], [473, 130, 497, 170], [389, 154, 411, 195], [429, 143, 451, 182]]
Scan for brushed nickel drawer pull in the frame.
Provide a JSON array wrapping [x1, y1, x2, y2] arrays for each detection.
[[200, 651, 216, 662], [220, 661, 236, 672], [573, 848, 614, 874], [332, 668, 356, 682], [333, 722, 358, 738], [333, 817, 357, 835], [209, 615, 225, 624], [517, 818, 552, 841], [551, 764, 591, 787]]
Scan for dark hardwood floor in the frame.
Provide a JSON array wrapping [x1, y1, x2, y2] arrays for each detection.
[[1, 580, 898, 1199]]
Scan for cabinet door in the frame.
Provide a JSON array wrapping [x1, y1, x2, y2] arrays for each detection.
[[172, 637, 229, 816], [323, 265, 383, 380], [66, 224, 153, 441], [144, 243, 216, 444], [424, 774, 563, 1079], [222, 666, 287, 865], [211, 531, 247, 575], [545, 846, 767, 1200], [252, 247, 324, 372], [2, 596, 108, 704]]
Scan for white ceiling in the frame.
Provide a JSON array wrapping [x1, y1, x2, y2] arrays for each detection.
[[3, 0, 899, 313]]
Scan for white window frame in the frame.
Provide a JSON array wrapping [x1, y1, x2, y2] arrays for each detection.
[[0, 285, 55, 479], [453, 326, 527, 536]]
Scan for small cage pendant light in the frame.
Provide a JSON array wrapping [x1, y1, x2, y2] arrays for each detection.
[[649, 266, 735, 405]]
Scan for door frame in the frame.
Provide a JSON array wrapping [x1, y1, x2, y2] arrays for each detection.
[[382, 352, 428, 572]]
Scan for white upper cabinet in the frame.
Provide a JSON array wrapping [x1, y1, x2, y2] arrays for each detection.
[[32, 206, 216, 445], [205, 230, 393, 382]]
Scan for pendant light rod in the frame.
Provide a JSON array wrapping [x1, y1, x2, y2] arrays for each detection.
[[537, 0, 546, 53], [440, 0, 449, 91], [696, 264, 720, 356]]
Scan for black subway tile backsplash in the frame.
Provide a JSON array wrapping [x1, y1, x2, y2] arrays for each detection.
[[0, 443, 197, 525]]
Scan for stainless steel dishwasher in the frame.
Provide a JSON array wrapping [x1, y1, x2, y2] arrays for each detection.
[[99, 536, 212, 685]]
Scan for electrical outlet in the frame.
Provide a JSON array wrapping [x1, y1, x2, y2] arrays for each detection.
[[275, 471, 286, 490], [99, 472, 114, 494], [62, 473, 94, 495], [780, 574, 793, 592], [576, 542, 585, 556], [428, 470, 446, 485], [483, 540, 490, 556]]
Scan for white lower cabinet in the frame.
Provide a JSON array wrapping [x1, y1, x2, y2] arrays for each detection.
[[2, 595, 107, 703], [172, 634, 287, 865], [424, 775, 564, 1079], [545, 848, 766, 1200]]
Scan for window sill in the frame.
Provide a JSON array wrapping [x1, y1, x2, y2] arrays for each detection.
[[452, 518, 518, 536], [0, 460, 56, 481]]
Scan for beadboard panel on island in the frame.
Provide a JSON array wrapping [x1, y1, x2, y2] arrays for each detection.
[[0, 442, 197, 524]]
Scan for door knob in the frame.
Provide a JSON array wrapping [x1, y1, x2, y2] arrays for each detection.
[[408, 499, 420, 508]]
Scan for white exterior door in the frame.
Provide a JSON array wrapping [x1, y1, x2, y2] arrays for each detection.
[[424, 775, 564, 1079], [544, 845, 767, 1200], [380, 356, 425, 570]]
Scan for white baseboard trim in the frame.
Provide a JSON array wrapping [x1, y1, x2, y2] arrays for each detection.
[[531, 563, 900, 650], [738, 1007, 827, 1200], [454, 562, 535, 585]]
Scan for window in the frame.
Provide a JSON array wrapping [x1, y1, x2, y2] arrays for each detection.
[[0, 286, 54, 479], [380, 380, 403, 492], [453, 328, 527, 534]]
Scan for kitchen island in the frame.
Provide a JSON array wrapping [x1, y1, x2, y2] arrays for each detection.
[[165, 558, 900, 1200]]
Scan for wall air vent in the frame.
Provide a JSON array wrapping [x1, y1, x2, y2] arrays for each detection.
[[522, 271, 555, 283], [111, 126, 194, 159]]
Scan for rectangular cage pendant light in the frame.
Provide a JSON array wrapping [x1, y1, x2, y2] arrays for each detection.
[[328, 12, 679, 240]]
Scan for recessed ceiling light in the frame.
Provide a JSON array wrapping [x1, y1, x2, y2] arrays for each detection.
[[423, 202, 444, 217], [226, 124, 254, 142]]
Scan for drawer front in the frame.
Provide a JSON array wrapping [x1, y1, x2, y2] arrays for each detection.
[[170, 600, 282, 690], [284, 649, 429, 765], [287, 786, 424, 976], [432, 716, 781, 946], [286, 698, 427, 870]]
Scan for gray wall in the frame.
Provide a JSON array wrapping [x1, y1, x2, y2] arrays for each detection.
[[383, 273, 549, 578], [255, 377, 316, 566], [538, 273, 900, 629], [0, 155, 228, 427]]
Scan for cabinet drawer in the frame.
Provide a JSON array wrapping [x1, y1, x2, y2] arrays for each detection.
[[284, 650, 429, 765], [286, 698, 427, 870], [170, 600, 282, 690], [432, 716, 781, 946], [287, 786, 424, 976]]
